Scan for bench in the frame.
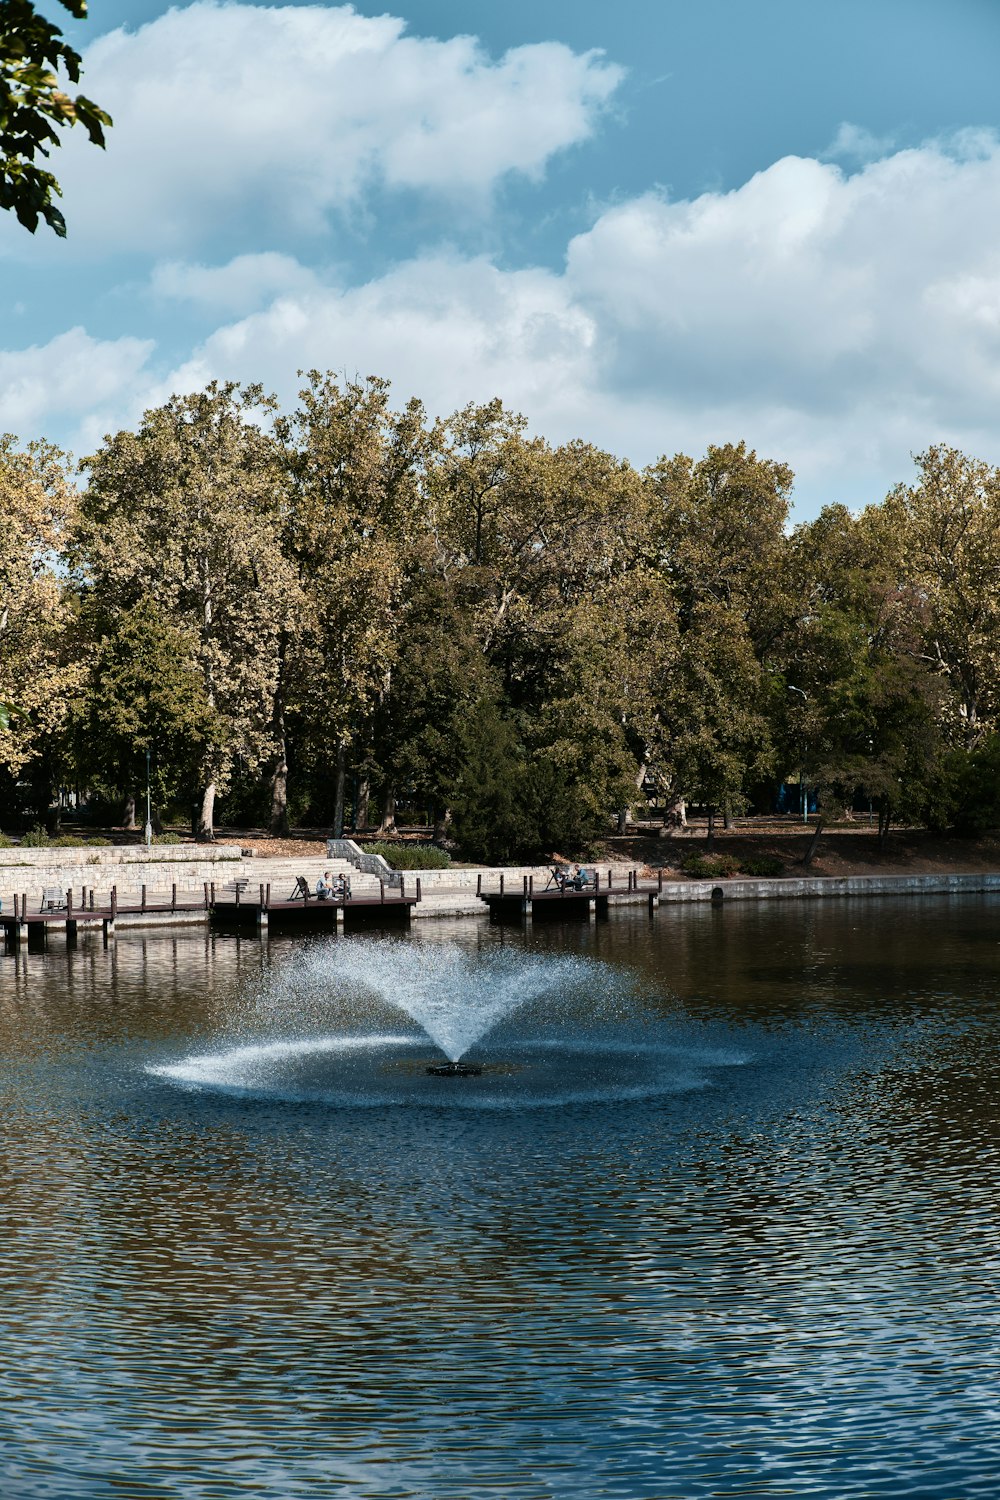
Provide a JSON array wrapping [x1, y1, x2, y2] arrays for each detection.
[[40, 887, 67, 912]]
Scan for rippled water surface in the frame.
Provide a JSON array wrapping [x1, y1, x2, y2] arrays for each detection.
[[2, 898, 1000, 1498]]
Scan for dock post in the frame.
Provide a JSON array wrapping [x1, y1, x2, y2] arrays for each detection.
[[416, 877, 422, 904], [380, 879, 385, 904], [500, 872, 505, 898], [648, 890, 659, 916], [204, 881, 210, 910], [14, 920, 28, 946], [89, 888, 95, 911], [265, 883, 271, 910], [476, 872, 482, 897], [103, 915, 116, 946], [13, 893, 19, 921], [523, 874, 529, 898], [66, 889, 73, 919], [210, 881, 216, 908], [141, 883, 147, 913], [172, 883, 177, 913], [658, 868, 664, 893], [400, 876, 406, 900]]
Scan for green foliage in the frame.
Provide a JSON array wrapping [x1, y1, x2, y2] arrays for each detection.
[[19, 826, 110, 847], [153, 832, 183, 845], [1, 0, 111, 236], [680, 852, 741, 878], [739, 854, 785, 877], [358, 843, 451, 870], [0, 831, 13, 846], [922, 736, 1000, 834]]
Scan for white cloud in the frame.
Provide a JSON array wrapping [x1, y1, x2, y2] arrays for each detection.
[[10, 135, 1000, 514], [0, 328, 154, 455], [22, 1, 621, 255], [150, 253, 322, 315]]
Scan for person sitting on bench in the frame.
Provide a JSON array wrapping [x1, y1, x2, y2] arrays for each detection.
[[315, 871, 335, 900]]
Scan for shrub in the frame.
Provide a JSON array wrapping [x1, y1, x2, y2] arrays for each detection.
[[20, 825, 50, 847], [359, 842, 451, 871], [50, 835, 86, 848], [0, 833, 13, 847], [739, 855, 785, 878], [680, 852, 740, 878], [153, 832, 183, 845]]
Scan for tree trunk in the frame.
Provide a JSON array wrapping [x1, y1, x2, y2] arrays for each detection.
[[433, 806, 452, 842], [196, 781, 217, 842], [617, 807, 629, 834], [269, 636, 290, 836], [333, 743, 347, 839], [269, 751, 289, 836], [122, 793, 137, 831], [877, 800, 892, 851], [379, 788, 396, 836], [664, 795, 686, 829], [352, 777, 370, 832], [723, 803, 732, 830], [706, 808, 715, 848], [802, 817, 826, 867]]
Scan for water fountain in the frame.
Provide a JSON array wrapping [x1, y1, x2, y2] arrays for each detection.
[[147, 937, 750, 1108]]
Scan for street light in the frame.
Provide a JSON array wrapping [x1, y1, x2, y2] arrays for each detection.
[[787, 685, 808, 825]]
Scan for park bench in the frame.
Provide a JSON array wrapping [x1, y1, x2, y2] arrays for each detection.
[[40, 887, 67, 912]]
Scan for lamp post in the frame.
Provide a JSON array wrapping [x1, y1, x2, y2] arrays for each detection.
[[787, 685, 808, 824], [144, 747, 153, 850]]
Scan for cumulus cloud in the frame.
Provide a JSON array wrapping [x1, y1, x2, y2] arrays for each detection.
[[0, 328, 154, 455], [24, 1, 621, 255], [8, 134, 1000, 513]]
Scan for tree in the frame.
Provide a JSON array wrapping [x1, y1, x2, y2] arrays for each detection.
[[73, 600, 217, 827], [278, 372, 432, 835], [1, 0, 110, 235], [785, 504, 944, 850], [645, 442, 795, 826], [882, 447, 1000, 747], [0, 435, 79, 796], [79, 384, 298, 839]]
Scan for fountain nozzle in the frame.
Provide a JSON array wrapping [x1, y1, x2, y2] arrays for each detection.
[[426, 1061, 482, 1078]]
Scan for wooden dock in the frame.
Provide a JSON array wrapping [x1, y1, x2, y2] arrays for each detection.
[[1, 877, 418, 952], [210, 887, 416, 933], [477, 869, 662, 922]]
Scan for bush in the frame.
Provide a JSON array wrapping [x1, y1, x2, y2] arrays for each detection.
[[20, 825, 50, 847], [359, 842, 451, 871], [739, 855, 785, 878], [680, 852, 740, 878], [0, 832, 13, 847], [153, 832, 183, 845]]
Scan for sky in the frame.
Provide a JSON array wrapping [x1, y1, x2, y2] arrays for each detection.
[[4, 0, 1000, 519]]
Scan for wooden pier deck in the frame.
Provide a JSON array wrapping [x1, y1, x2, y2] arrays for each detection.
[[477, 869, 662, 921]]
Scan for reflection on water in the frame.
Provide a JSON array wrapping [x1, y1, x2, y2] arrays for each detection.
[[2, 899, 1000, 1496]]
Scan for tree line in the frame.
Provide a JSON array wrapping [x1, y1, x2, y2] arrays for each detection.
[[2, 375, 999, 860]]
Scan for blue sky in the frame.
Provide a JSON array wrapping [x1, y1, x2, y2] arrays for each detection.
[[4, 0, 1000, 517]]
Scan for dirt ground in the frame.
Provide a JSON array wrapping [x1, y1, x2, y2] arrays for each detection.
[[216, 819, 1000, 879], [597, 821, 1000, 879]]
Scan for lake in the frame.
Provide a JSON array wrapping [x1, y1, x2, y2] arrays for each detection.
[[1, 896, 999, 1498]]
